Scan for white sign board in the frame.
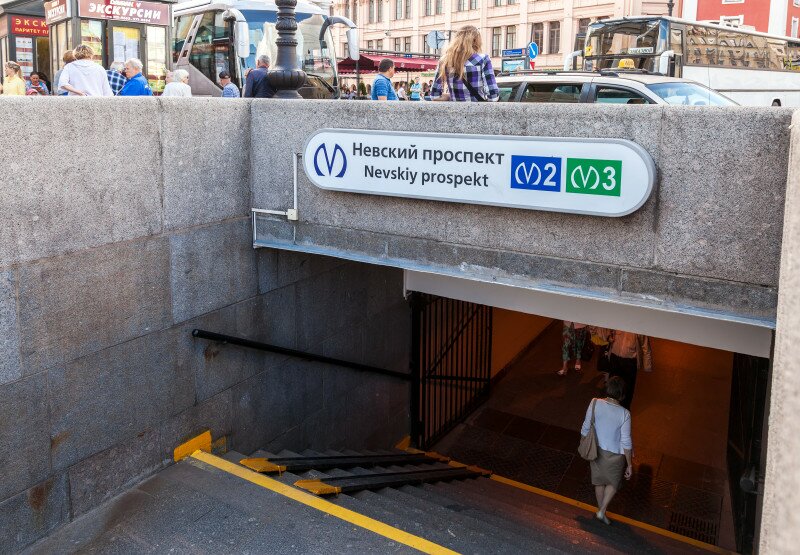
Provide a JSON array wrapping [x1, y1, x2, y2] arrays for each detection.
[[303, 129, 655, 217]]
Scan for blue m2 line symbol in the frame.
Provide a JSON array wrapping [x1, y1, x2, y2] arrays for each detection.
[[313, 143, 347, 178], [510, 155, 561, 192]]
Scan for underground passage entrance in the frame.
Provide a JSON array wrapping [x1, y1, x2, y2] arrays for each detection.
[[407, 290, 770, 553]]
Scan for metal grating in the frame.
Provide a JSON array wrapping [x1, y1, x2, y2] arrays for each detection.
[[668, 511, 719, 545]]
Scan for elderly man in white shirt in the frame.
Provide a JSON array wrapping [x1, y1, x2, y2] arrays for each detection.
[[58, 44, 113, 97]]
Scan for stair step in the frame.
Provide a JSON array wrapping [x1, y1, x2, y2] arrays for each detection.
[[241, 452, 446, 474], [295, 466, 489, 495]]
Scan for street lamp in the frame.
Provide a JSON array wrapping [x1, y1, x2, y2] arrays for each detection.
[[667, 0, 675, 16], [267, 0, 307, 99]]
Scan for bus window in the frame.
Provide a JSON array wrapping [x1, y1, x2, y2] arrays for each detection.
[[173, 15, 195, 63], [686, 25, 717, 66], [669, 27, 683, 76], [787, 42, 800, 70], [767, 39, 787, 70], [189, 12, 233, 87], [718, 28, 748, 68]]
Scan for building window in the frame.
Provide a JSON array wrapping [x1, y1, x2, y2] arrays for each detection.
[[792, 17, 799, 38], [508, 0, 517, 4], [344, 1, 350, 18], [425, 0, 433, 16], [395, 0, 402, 19], [352, 0, 358, 23], [720, 15, 744, 26], [795, 0, 800, 7], [470, 0, 478, 9], [404, 36, 412, 52], [377, 0, 383, 21], [531, 22, 544, 49], [367, 40, 373, 49], [492, 27, 502, 57], [494, 0, 503, 5], [368, 0, 375, 22], [457, 0, 466, 10], [436, 0, 443, 14], [394, 37, 402, 51], [577, 18, 590, 37], [548, 21, 560, 54], [405, 0, 412, 19], [376, 39, 383, 50], [505, 25, 516, 49]]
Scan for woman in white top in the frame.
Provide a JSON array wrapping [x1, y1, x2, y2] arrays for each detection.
[[580, 376, 633, 525], [161, 69, 192, 97], [58, 44, 113, 97]]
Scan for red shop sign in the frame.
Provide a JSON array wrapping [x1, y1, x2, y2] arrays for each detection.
[[78, 0, 170, 26], [11, 16, 49, 37]]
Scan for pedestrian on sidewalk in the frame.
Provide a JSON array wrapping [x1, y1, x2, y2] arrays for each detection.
[[1, 61, 27, 95], [558, 321, 589, 376], [581, 376, 633, 525], [161, 69, 192, 97], [117, 59, 153, 96], [53, 50, 75, 95], [107, 62, 127, 95], [371, 59, 397, 100], [58, 45, 113, 97], [219, 71, 240, 98], [243, 55, 275, 98], [410, 76, 421, 101], [431, 25, 499, 102], [607, 330, 652, 409]]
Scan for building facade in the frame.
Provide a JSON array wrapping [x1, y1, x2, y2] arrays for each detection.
[[683, 0, 800, 38], [330, 0, 672, 71]]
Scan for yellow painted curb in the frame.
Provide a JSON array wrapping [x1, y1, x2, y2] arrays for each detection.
[[190, 450, 459, 555], [173, 430, 212, 462]]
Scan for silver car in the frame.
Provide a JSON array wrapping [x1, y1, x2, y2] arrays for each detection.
[[496, 71, 738, 106]]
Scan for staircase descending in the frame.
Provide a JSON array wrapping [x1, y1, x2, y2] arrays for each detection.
[[221, 447, 712, 554]]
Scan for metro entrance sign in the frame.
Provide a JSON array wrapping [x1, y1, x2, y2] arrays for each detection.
[[304, 130, 655, 217]]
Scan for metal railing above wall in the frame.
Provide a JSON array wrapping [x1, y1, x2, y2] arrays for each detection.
[[191, 329, 411, 381]]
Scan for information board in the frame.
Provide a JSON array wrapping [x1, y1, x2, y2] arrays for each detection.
[[303, 130, 655, 217]]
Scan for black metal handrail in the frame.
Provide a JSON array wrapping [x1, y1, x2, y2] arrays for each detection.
[[192, 329, 410, 381]]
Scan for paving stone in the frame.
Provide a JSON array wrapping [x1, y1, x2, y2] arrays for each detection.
[[0, 474, 68, 553], [16, 236, 172, 373], [170, 219, 259, 323], [48, 328, 193, 470], [0, 373, 50, 500], [0, 270, 21, 385]]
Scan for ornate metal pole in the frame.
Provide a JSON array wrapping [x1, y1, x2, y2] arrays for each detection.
[[667, 0, 675, 16], [268, 0, 307, 99]]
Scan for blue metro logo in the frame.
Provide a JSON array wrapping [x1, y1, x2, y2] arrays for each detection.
[[510, 155, 561, 192], [313, 143, 347, 178]]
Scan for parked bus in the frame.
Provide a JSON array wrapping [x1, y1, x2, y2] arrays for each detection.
[[172, 0, 358, 98], [575, 16, 800, 106]]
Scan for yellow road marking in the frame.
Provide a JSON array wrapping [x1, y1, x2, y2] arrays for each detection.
[[173, 430, 211, 462], [190, 451, 459, 555], [489, 474, 732, 554]]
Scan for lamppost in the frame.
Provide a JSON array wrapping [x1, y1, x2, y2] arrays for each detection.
[[667, 0, 675, 16], [267, 0, 307, 99]]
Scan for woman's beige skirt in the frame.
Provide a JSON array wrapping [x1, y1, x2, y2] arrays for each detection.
[[590, 448, 626, 489]]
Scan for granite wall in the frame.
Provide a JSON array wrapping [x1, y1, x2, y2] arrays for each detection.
[[0, 98, 410, 552]]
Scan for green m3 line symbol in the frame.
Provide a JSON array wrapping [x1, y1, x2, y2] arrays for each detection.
[[566, 158, 622, 197]]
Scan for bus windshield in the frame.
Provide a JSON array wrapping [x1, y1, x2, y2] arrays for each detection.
[[585, 19, 668, 71], [240, 9, 337, 90]]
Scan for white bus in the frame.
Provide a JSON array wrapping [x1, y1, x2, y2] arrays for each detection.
[[578, 16, 800, 106], [172, 0, 358, 98]]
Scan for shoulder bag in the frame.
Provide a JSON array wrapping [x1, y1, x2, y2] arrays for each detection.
[[578, 399, 599, 461]]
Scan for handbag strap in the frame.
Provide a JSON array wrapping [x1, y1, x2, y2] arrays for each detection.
[[460, 58, 487, 102], [591, 399, 597, 426]]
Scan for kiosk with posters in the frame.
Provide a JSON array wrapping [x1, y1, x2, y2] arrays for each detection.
[[44, 0, 174, 94], [0, 0, 50, 82]]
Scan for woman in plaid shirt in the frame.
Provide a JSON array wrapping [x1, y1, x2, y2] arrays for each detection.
[[431, 26, 499, 103]]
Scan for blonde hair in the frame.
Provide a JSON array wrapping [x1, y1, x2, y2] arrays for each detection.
[[438, 26, 482, 82], [73, 44, 95, 60], [5, 61, 22, 79]]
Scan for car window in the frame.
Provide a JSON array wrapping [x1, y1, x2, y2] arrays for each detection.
[[520, 82, 582, 103], [595, 86, 651, 104], [498, 82, 522, 102], [646, 82, 736, 106]]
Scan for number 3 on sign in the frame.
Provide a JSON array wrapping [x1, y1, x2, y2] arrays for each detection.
[[565, 158, 622, 197]]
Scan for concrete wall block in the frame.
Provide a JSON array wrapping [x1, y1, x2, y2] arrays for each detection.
[[170, 219, 259, 323], [656, 107, 792, 286], [159, 390, 233, 461], [361, 302, 412, 375], [17, 237, 172, 373], [0, 373, 50, 501], [48, 328, 193, 471], [495, 251, 621, 291], [0, 98, 162, 267], [620, 268, 778, 320], [67, 428, 163, 518], [161, 99, 251, 231], [185, 286, 297, 401], [0, 270, 21, 385], [294, 223, 389, 261], [0, 474, 68, 553]]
